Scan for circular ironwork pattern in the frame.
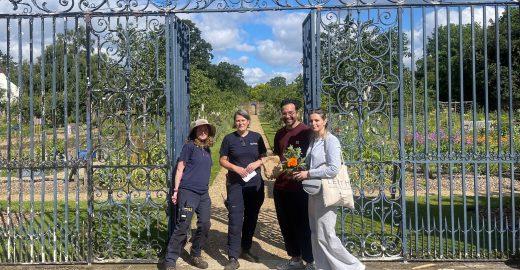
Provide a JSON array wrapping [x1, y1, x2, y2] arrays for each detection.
[[318, 8, 403, 258], [3, 0, 493, 14], [87, 14, 172, 261]]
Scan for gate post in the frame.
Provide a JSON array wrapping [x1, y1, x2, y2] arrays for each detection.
[[302, 9, 321, 125], [397, 6, 408, 261], [167, 15, 191, 236]]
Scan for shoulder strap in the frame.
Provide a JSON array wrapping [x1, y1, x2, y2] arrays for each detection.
[[324, 134, 345, 165]]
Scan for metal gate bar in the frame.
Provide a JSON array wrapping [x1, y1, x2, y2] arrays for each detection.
[[305, 2, 519, 260]]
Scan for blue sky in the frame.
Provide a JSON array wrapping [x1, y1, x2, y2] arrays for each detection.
[[178, 11, 308, 86]]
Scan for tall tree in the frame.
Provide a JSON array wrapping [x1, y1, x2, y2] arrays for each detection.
[[415, 9, 519, 110], [180, 19, 213, 71], [268, 76, 287, 87], [208, 62, 249, 94]]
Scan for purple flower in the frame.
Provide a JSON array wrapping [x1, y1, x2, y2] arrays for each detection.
[[414, 132, 424, 144]]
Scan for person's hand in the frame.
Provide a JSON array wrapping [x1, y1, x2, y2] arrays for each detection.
[[171, 191, 178, 204], [245, 163, 258, 174], [234, 166, 249, 178], [292, 171, 309, 182]]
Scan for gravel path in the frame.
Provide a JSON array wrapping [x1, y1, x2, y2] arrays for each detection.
[[175, 114, 289, 269]]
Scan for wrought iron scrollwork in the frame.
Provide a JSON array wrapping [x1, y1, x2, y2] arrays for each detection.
[[315, 8, 403, 258], [3, 0, 505, 14]]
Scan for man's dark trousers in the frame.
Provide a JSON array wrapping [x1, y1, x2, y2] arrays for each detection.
[[274, 189, 313, 263], [164, 189, 211, 267]]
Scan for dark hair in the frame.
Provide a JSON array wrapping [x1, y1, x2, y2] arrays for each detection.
[[308, 108, 329, 137], [280, 99, 300, 111], [308, 108, 327, 120]]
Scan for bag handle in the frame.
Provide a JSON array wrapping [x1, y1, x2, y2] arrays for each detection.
[[323, 134, 345, 165]]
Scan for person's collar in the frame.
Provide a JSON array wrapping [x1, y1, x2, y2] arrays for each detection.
[[285, 121, 301, 130]]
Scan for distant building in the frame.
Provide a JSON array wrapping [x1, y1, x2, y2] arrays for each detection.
[[0, 69, 20, 103]]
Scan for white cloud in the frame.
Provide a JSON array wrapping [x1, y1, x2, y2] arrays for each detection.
[[243, 66, 300, 86], [181, 13, 256, 52], [256, 39, 301, 67], [243, 67, 266, 86], [262, 12, 307, 51], [235, 43, 255, 52], [237, 56, 249, 64], [216, 55, 249, 65]]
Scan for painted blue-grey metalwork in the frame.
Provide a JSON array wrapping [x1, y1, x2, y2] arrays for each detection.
[[3, 0, 518, 14], [303, 2, 519, 260], [302, 11, 321, 125], [0, 12, 190, 263]]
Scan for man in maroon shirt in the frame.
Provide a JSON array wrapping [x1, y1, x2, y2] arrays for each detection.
[[273, 99, 314, 270]]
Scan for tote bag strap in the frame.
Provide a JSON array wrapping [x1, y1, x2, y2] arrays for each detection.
[[323, 134, 345, 165]]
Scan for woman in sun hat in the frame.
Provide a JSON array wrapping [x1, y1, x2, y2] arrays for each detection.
[[164, 119, 216, 270]]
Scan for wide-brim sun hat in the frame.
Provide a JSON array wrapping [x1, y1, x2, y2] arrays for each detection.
[[189, 119, 216, 139]]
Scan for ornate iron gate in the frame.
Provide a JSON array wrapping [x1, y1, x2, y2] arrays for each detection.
[[303, 2, 519, 260], [0, 5, 189, 263]]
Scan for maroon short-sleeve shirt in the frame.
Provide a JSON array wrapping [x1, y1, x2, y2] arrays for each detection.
[[273, 123, 312, 192]]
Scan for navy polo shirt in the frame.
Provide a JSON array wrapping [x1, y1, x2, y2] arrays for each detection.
[[178, 141, 212, 194], [220, 131, 267, 188]]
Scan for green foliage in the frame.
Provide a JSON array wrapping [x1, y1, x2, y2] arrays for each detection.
[[415, 8, 520, 110], [256, 74, 304, 128], [207, 62, 249, 94]]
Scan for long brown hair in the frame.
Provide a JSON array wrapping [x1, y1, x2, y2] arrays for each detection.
[[193, 137, 214, 148], [308, 108, 328, 139]]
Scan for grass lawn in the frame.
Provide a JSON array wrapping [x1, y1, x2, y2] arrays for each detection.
[[209, 128, 233, 185], [258, 118, 278, 149]]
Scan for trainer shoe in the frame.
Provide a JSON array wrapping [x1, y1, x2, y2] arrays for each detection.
[[240, 250, 259, 263], [189, 255, 209, 269], [303, 262, 316, 270], [164, 265, 176, 270], [224, 257, 240, 270], [276, 259, 305, 270]]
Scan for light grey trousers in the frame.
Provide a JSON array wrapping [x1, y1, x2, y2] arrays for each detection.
[[308, 190, 364, 270]]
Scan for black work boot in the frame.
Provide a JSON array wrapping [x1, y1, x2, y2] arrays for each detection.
[[224, 257, 240, 270], [240, 250, 259, 263], [190, 255, 209, 269]]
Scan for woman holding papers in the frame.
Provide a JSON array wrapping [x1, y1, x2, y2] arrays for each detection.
[[219, 109, 267, 270]]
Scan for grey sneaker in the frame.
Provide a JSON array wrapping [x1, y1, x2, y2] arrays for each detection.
[[303, 262, 316, 270], [276, 259, 305, 270]]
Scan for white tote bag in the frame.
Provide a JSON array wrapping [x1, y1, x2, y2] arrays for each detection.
[[321, 138, 355, 209]]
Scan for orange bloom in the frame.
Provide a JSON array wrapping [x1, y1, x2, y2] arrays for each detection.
[[287, 157, 298, 167]]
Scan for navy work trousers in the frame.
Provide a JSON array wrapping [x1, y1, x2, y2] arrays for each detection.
[[274, 189, 313, 263], [226, 181, 265, 259], [164, 189, 211, 267]]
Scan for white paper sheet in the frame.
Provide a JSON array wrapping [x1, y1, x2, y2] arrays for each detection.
[[242, 171, 257, 182]]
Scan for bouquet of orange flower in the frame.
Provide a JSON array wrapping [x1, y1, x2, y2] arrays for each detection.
[[282, 145, 306, 174]]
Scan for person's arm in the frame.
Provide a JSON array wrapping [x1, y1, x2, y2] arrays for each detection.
[[220, 156, 248, 177], [293, 135, 341, 180], [245, 135, 267, 173], [171, 160, 185, 205]]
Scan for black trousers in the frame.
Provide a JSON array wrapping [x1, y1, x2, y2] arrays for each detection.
[[164, 189, 211, 267], [226, 181, 265, 259], [273, 189, 313, 263]]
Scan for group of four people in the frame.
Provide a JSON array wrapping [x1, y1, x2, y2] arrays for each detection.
[[163, 100, 365, 270]]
